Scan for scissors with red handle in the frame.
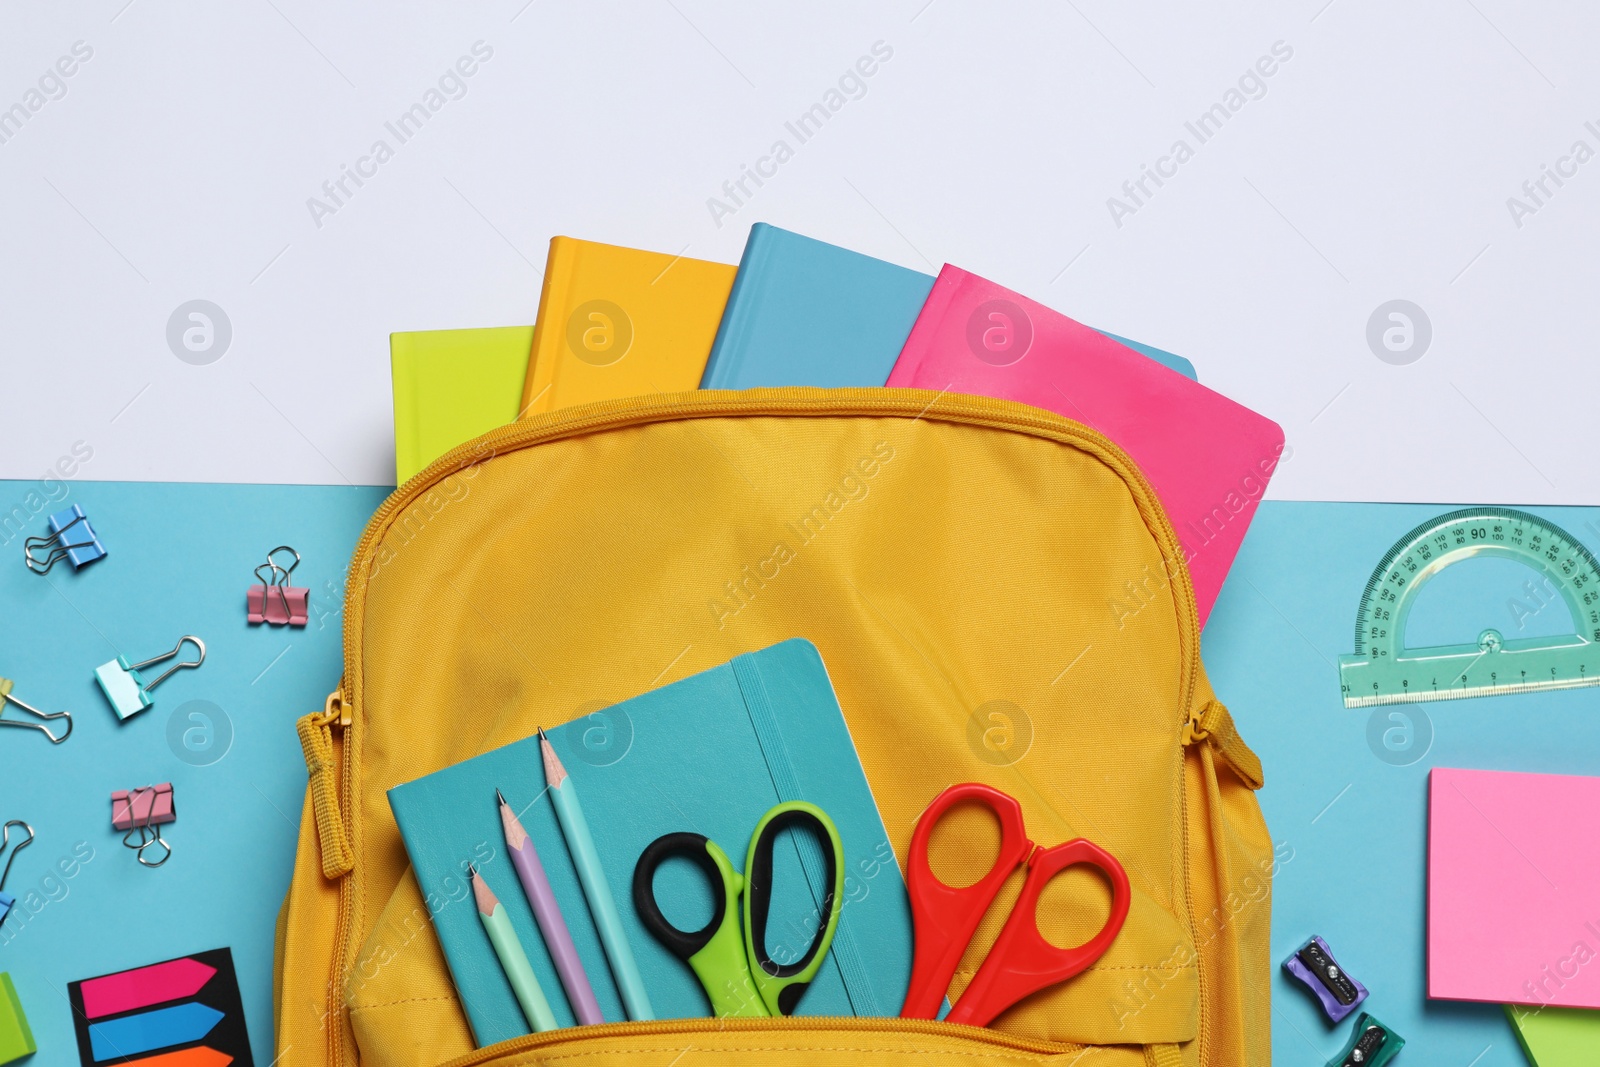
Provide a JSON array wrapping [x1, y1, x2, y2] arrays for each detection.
[[899, 782, 1132, 1027]]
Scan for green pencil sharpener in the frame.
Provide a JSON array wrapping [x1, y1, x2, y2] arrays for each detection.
[[1327, 1011, 1403, 1067]]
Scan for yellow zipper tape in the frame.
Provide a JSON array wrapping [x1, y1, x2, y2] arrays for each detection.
[[436, 1015, 1085, 1067]]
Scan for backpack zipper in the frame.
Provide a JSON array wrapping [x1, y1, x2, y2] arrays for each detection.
[[434, 1015, 1083, 1067], [299, 687, 354, 1067], [310, 388, 1207, 1067]]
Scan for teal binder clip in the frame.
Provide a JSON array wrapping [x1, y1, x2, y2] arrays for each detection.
[[94, 636, 205, 721]]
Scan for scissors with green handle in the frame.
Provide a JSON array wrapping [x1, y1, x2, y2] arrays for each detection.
[[631, 800, 845, 1018]]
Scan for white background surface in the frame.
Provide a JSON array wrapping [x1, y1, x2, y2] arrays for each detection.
[[1, 0, 1594, 502]]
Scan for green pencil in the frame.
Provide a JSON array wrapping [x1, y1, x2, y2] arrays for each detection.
[[471, 864, 558, 1033], [539, 727, 654, 1020]]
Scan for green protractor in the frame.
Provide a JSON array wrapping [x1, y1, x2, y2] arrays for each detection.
[[1339, 507, 1600, 707]]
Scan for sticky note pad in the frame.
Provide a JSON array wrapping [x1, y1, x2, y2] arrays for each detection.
[[1428, 768, 1600, 1007], [1507, 1004, 1600, 1065], [68, 947, 251, 1067], [0, 973, 36, 1066]]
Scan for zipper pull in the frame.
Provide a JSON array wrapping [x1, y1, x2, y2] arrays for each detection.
[[1181, 704, 1210, 746], [1181, 700, 1265, 791], [297, 687, 355, 878], [330, 687, 351, 728]]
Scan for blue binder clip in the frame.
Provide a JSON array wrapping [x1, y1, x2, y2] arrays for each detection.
[[24, 505, 106, 574], [0, 821, 33, 930], [94, 636, 205, 721]]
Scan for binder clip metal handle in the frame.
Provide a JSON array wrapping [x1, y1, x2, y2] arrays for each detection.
[[114, 785, 174, 869], [96, 636, 205, 721], [125, 824, 172, 868], [265, 545, 300, 580], [0, 819, 34, 926], [0, 678, 72, 744], [23, 505, 106, 574], [129, 636, 206, 691], [249, 546, 308, 627]]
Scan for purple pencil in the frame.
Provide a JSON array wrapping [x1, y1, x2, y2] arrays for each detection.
[[497, 788, 606, 1026]]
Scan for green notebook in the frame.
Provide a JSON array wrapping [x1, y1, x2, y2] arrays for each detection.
[[390, 325, 532, 485], [1507, 1004, 1600, 1065]]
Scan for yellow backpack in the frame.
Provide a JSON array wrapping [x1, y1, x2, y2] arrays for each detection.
[[274, 388, 1274, 1067]]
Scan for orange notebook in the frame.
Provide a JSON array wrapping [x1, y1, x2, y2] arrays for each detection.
[[520, 237, 736, 415]]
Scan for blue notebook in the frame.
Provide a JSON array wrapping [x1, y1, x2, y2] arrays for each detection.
[[700, 223, 1196, 387], [1097, 331, 1196, 381], [388, 638, 912, 1044]]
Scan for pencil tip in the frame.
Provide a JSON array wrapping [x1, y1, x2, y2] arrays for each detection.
[[538, 727, 569, 788], [467, 863, 478, 878], [470, 866, 497, 913], [498, 791, 528, 849], [495, 787, 507, 806]]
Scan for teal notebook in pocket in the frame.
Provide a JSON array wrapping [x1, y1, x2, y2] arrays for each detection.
[[388, 638, 912, 1045], [700, 222, 1196, 387]]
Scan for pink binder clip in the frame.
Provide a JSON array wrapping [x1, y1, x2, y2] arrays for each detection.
[[111, 784, 175, 868], [247, 545, 308, 627]]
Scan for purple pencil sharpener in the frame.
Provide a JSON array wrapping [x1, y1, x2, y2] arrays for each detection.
[[1283, 935, 1368, 1022]]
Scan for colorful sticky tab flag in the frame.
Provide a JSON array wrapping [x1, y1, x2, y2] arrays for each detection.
[[90, 1003, 224, 1060], [121, 1049, 233, 1067], [79, 957, 217, 1019], [68, 948, 251, 1067]]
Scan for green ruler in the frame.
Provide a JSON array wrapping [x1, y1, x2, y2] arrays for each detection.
[[1339, 507, 1600, 707]]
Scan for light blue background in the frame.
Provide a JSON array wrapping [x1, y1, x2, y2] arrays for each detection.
[[1208, 501, 1600, 1066], [0, 481, 386, 1067], [3, 482, 1595, 1065]]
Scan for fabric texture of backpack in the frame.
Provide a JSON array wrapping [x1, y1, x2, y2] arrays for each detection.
[[274, 388, 1275, 1067]]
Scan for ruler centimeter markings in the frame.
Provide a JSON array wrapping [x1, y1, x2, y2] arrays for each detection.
[[1339, 507, 1600, 707]]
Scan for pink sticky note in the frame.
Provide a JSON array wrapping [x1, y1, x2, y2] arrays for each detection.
[[1429, 767, 1600, 1008], [78, 957, 217, 1019], [887, 266, 1285, 625]]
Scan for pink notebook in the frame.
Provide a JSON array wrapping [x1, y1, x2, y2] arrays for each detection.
[[887, 266, 1284, 624], [1429, 767, 1600, 1008]]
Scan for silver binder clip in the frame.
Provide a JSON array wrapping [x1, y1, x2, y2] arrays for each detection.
[[0, 820, 35, 927], [0, 677, 72, 744]]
